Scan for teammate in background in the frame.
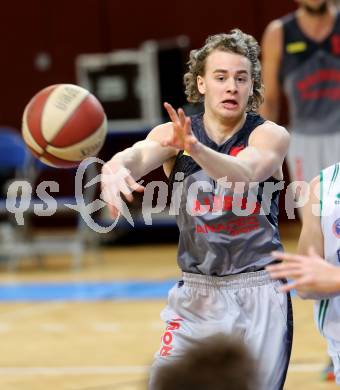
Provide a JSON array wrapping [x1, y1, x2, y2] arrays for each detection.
[[260, 0, 340, 186], [267, 163, 340, 383], [153, 334, 258, 390], [102, 29, 291, 390]]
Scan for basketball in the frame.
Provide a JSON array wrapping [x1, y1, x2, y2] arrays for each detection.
[[22, 84, 107, 168]]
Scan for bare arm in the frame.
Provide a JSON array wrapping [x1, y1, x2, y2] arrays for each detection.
[[297, 176, 324, 258], [266, 177, 340, 298], [191, 121, 289, 183], [294, 176, 326, 297], [101, 123, 178, 217], [259, 20, 283, 122], [109, 123, 178, 180], [163, 103, 289, 184]]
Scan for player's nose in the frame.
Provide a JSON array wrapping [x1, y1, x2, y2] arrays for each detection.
[[225, 77, 237, 93]]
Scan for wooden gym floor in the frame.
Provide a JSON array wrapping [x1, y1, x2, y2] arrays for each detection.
[[0, 223, 337, 390]]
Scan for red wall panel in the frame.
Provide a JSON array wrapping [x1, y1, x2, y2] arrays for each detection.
[[0, 0, 104, 129], [102, 0, 257, 48], [0, 0, 297, 129]]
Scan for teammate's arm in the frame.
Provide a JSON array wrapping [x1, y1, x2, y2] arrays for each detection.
[[259, 20, 283, 122], [101, 123, 178, 217]]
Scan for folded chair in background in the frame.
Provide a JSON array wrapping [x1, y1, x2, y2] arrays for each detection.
[[0, 127, 98, 270]]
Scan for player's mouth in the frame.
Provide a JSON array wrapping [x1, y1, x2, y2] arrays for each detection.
[[221, 99, 238, 110]]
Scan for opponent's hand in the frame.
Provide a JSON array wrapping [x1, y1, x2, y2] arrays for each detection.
[[161, 102, 198, 153], [267, 247, 340, 295], [101, 158, 144, 219]]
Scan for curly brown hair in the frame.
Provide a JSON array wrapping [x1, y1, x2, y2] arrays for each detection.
[[184, 29, 264, 112]]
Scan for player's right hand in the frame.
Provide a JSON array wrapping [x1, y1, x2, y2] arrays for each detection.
[[101, 158, 144, 219], [267, 247, 339, 296], [162, 102, 198, 153]]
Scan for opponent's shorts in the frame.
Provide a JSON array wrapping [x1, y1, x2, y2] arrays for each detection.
[[315, 297, 340, 385], [149, 270, 293, 390]]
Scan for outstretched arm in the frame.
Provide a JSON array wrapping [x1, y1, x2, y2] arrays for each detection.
[[101, 123, 178, 218], [163, 102, 289, 184]]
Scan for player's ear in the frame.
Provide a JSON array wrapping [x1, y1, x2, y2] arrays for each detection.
[[197, 75, 205, 95]]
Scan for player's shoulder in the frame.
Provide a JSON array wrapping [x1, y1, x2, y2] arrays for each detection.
[[146, 122, 173, 141], [310, 175, 320, 187], [261, 19, 284, 56], [248, 120, 289, 156], [254, 120, 289, 141], [262, 18, 283, 40]]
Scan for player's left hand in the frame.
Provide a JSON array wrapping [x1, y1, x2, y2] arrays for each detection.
[[101, 158, 144, 219], [161, 102, 198, 154]]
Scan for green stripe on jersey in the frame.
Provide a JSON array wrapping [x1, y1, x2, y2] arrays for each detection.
[[320, 299, 330, 334], [318, 300, 325, 331], [328, 163, 339, 194]]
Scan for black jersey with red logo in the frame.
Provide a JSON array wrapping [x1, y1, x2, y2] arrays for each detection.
[[168, 112, 283, 276], [280, 11, 340, 134]]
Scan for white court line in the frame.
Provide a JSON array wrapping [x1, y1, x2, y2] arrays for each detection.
[[0, 366, 149, 376], [93, 323, 121, 333], [0, 323, 10, 332], [0, 302, 66, 320], [150, 321, 164, 330], [40, 323, 66, 333], [0, 363, 325, 376], [289, 363, 324, 372]]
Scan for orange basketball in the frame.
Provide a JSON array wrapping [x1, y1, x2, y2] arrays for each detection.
[[22, 84, 107, 168]]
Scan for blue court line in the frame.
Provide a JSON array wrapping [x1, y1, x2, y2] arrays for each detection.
[[0, 280, 296, 302], [0, 280, 177, 302]]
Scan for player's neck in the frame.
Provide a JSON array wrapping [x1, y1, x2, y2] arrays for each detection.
[[297, 4, 337, 41], [203, 111, 247, 145]]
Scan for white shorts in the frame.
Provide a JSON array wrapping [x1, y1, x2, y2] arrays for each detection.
[[286, 131, 340, 183], [149, 270, 293, 390]]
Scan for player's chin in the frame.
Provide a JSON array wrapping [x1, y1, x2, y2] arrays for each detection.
[[218, 107, 241, 118]]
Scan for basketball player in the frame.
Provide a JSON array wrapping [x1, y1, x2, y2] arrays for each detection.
[[153, 334, 258, 390], [101, 29, 291, 390], [260, 0, 340, 185], [267, 162, 340, 383]]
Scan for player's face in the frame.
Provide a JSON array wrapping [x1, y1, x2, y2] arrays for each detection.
[[197, 50, 253, 121], [295, 0, 329, 14]]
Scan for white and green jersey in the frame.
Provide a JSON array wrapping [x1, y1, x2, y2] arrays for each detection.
[[315, 163, 340, 340]]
